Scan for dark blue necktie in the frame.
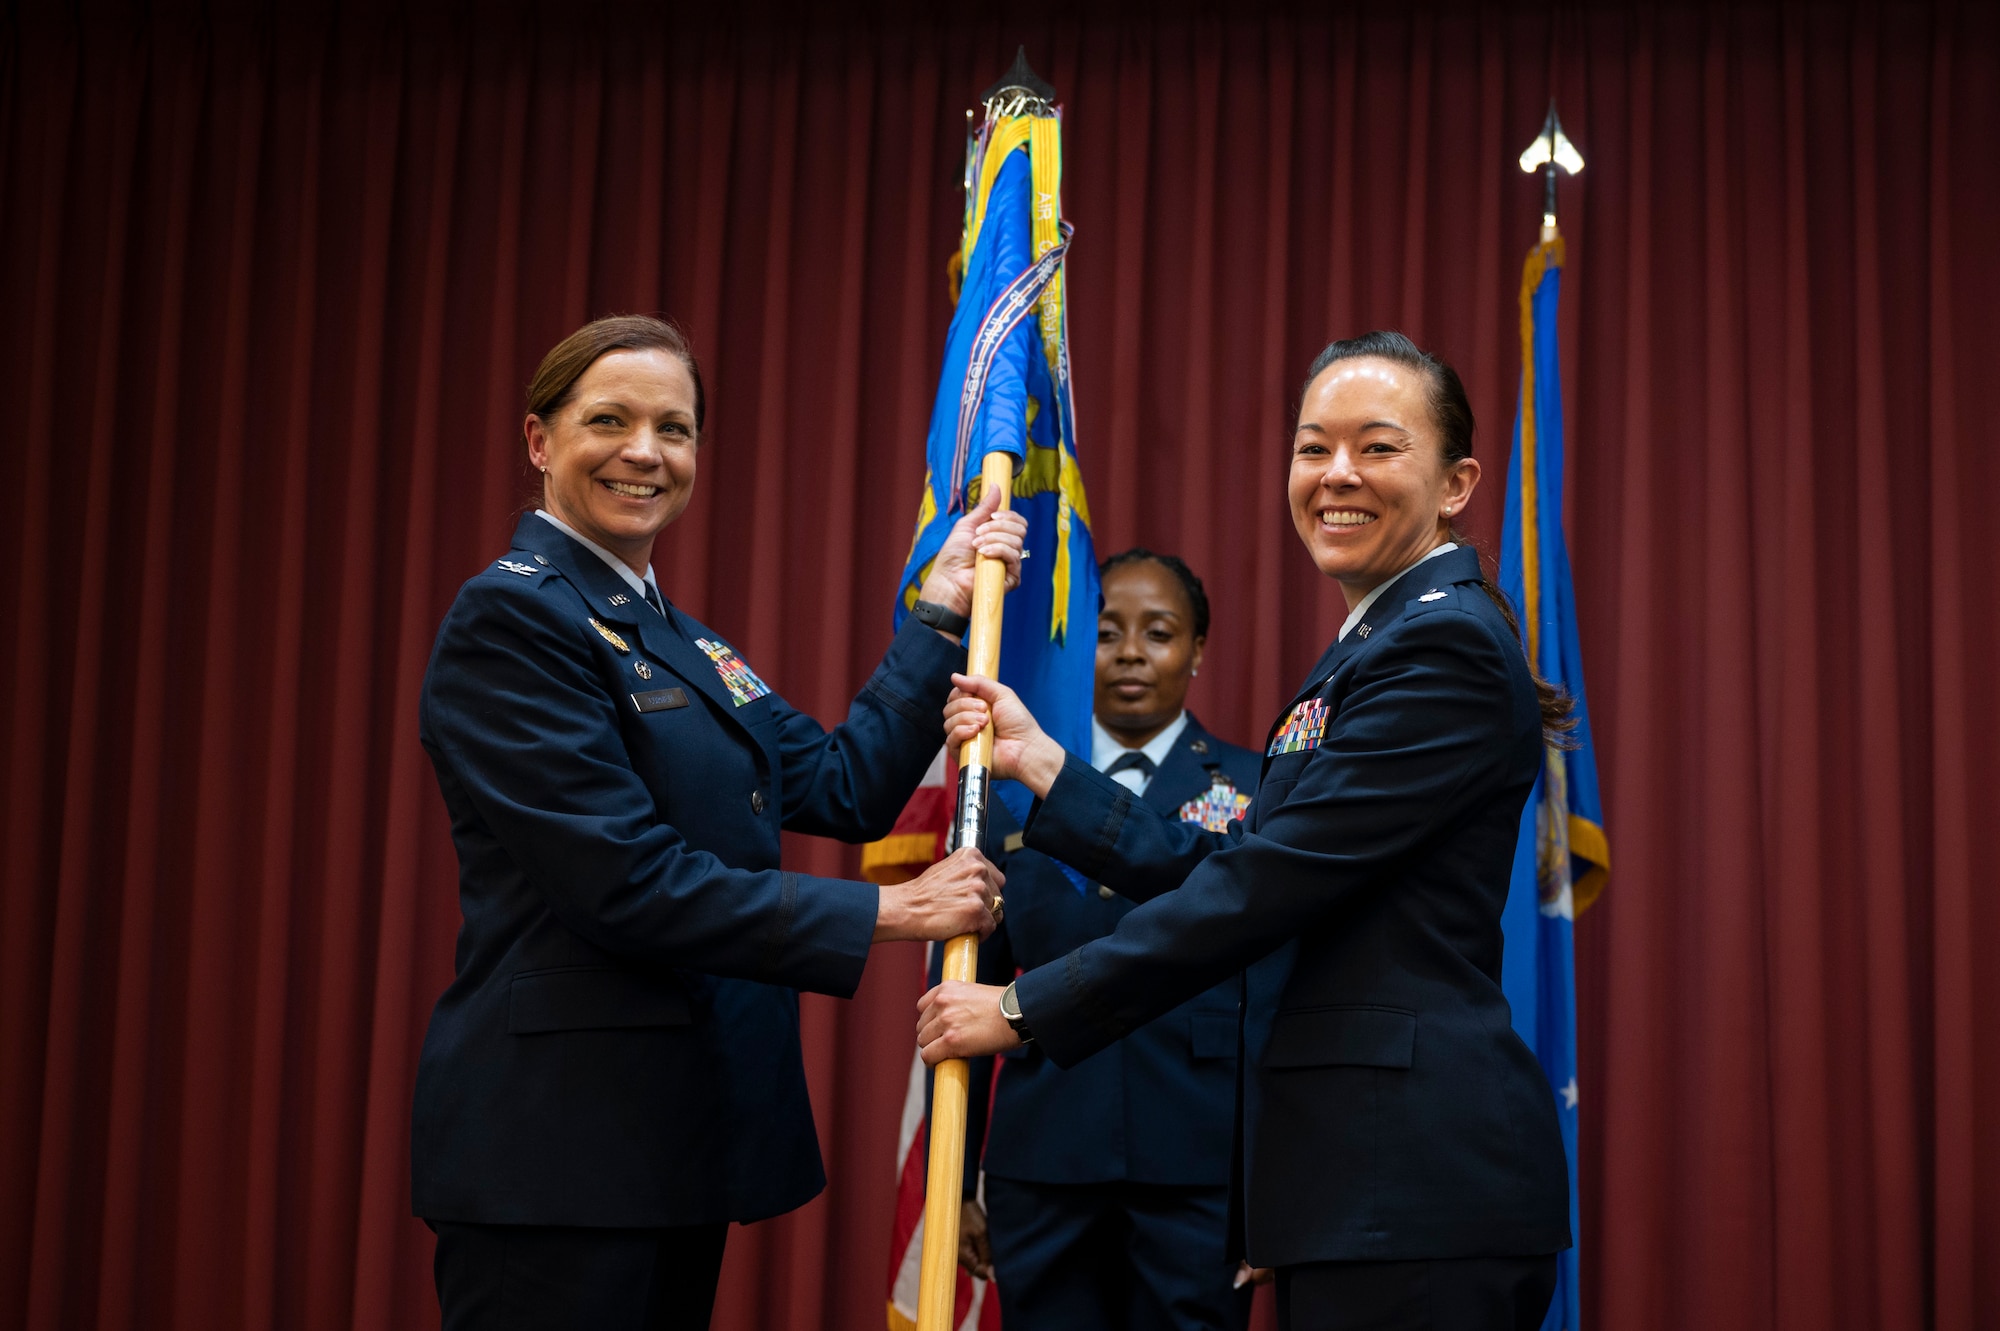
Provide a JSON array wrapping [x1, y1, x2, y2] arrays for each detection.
[[643, 581, 666, 617], [1105, 751, 1156, 783]]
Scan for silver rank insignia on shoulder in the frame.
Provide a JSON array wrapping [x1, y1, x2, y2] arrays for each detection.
[[497, 559, 537, 576], [1357, 623, 1372, 638], [589, 618, 630, 653], [534, 555, 548, 565], [608, 593, 631, 606], [634, 660, 653, 680], [1419, 590, 1448, 603]]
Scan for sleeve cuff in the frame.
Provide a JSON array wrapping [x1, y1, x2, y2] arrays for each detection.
[[862, 614, 967, 730], [1020, 754, 1132, 881], [1011, 949, 1117, 1070], [771, 872, 878, 998]]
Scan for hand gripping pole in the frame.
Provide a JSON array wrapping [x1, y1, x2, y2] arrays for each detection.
[[915, 450, 1013, 1330]]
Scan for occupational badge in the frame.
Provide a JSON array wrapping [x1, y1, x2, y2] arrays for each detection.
[[1179, 777, 1251, 833], [695, 637, 772, 707], [634, 660, 653, 680], [1267, 697, 1328, 756], [588, 618, 630, 653]]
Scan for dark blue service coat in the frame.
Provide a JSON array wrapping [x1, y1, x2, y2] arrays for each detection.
[[1012, 547, 1572, 1268], [411, 514, 962, 1228], [955, 717, 1282, 1194]]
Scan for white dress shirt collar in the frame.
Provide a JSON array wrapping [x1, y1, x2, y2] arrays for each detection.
[[1338, 541, 1457, 641], [1091, 711, 1190, 796], [535, 509, 663, 611]]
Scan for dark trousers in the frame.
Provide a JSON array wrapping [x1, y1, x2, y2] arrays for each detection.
[[984, 1175, 1252, 1331], [430, 1220, 729, 1331], [1276, 1255, 1557, 1331]]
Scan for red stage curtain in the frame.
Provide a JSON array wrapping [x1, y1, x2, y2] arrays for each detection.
[[3, 3, 1994, 1328]]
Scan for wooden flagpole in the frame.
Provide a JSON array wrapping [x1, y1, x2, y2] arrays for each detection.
[[915, 449, 1014, 1331]]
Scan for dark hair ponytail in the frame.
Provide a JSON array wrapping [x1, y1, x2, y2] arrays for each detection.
[[1302, 331, 1577, 747]]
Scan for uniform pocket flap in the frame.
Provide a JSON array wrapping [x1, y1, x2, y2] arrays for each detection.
[[1262, 1005, 1416, 1069], [1190, 1011, 1239, 1059], [508, 966, 692, 1034]]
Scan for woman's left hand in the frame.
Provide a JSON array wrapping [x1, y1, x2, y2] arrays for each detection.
[[918, 484, 1028, 619], [916, 980, 1022, 1065]]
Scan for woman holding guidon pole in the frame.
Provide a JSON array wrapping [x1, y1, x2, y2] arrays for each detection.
[[412, 315, 1020, 1329], [919, 332, 1574, 1330]]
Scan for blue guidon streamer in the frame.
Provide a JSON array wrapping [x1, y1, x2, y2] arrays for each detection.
[[946, 222, 1075, 508]]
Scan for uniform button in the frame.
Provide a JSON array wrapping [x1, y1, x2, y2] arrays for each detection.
[[1097, 884, 1115, 900], [750, 790, 766, 814]]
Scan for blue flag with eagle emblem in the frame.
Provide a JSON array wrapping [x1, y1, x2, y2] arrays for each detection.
[[894, 98, 1097, 863], [1498, 233, 1609, 1331]]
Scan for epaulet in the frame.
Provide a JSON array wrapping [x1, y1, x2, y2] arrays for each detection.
[[1402, 583, 1465, 618], [485, 551, 558, 584]]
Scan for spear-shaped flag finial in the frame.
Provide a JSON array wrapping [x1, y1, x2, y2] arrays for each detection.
[[981, 46, 1057, 109], [1519, 101, 1584, 236]]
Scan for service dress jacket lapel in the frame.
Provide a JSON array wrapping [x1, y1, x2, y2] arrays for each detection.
[[515, 518, 780, 778]]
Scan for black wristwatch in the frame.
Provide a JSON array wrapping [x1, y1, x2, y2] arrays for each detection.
[[999, 980, 1035, 1045], [910, 598, 971, 638]]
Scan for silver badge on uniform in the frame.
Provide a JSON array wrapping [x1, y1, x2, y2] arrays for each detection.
[[1419, 590, 1447, 603], [497, 559, 536, 577], [634, 660, 653, 680]]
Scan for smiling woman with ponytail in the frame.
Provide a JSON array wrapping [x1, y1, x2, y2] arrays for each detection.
[[917, 331, 1574, 1331]]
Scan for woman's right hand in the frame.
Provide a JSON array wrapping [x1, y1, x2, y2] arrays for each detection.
[[873, 847, 1003, 944], [944, 674, 1067, 798]]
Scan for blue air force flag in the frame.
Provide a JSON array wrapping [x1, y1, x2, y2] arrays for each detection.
[[1498, 233, 1610, 1331]]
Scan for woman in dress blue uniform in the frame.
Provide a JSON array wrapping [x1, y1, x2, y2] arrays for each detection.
[[919, 332, 1574, 1330], [950, 549, 1281, 1330], [412, 315, 1019, 1330]]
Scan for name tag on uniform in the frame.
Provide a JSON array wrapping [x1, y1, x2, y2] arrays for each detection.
[[631, 687, 689, 713], [694, 637, 772, 706], [1268, 697, 1328, 756]]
